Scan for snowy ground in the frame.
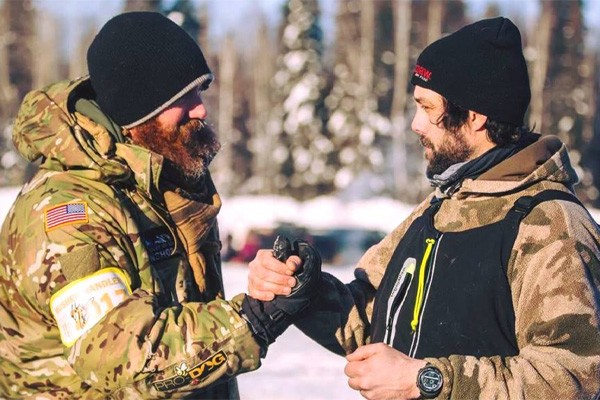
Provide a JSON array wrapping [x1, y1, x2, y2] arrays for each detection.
[[0, 187, 365, 399], [225, 262, 361, 400], [2, 185, 600, 399]]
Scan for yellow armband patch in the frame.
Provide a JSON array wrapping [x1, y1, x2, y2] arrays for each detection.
[[50, 267, 131, 347]]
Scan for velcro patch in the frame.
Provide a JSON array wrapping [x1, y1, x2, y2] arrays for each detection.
[[140, 227, 176, 263], [50, 267, 131, 347], [44, 202, 89, 232]]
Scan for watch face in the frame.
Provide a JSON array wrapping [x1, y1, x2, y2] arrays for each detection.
[[419, 367, 443, 393]]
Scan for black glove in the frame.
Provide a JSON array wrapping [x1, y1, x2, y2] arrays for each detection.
[[242, 236, 321, 346]]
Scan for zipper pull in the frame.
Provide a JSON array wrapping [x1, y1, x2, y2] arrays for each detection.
[[384, 317, 393, 344], [410, 237, 436, 332]]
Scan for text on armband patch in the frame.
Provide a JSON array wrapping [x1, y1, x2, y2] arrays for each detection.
[[49, 267, 132, 347]]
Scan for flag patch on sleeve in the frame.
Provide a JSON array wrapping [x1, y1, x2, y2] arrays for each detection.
[[44, 202, 89, 232]]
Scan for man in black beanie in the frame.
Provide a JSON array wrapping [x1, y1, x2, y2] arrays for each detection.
[[0, 11, 321, 399], [248, 17, 600, 400]]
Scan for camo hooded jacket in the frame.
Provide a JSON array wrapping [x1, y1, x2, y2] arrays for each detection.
[[296, 134, 600, 399], [0, 78, 264, 399]]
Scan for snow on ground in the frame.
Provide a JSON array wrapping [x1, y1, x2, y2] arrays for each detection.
[[0, 187, 20, 223], [225, 262, 361, 400], [2, 186, 600, 399], [0, 187, 364, 399], [218, 194, 415, 249]]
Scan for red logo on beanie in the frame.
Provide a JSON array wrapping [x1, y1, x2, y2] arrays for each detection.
[[414, 65, 432, 82]]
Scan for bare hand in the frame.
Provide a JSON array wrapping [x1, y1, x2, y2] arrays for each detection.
[[345, 343, 427, 400], [247, 249, 301, 301]]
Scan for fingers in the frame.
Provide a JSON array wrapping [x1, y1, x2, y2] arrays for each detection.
[[247, 250, 300, 300], [247, 285, 276, 301], [344, 359, 361, 380], [286, 255, 302, 273], [346, 361, 370, 397], [347, 377, 361, 391], [345, 350, 378, 399], [346, 343, 385, 362]]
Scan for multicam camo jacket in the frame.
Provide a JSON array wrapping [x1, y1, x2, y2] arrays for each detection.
[[0, 78, 263, 399], [296, 135, 600, 399]]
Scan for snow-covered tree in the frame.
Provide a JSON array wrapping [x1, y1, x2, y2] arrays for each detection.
[[325, 0, 391, 200], [162, 0, 200, 42], [0, 0, 35, 186], [538, 0, 595, 204], [268, 0, 333, 200], [245, 20, 277, 194]]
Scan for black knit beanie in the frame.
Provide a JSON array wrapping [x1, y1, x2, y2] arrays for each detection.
[[87, 12, 213, 128], [411, 17, 530, 126]]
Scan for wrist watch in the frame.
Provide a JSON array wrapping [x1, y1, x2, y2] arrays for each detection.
[[416, 363, 443, 399]]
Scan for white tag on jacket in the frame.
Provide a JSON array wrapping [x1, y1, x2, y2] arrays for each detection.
[[50, 267, 131, 347]]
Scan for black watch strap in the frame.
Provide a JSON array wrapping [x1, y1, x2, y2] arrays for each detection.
[[416, 363, 443, 399]]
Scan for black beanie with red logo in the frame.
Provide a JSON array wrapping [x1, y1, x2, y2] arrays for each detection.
[[411, 17, 530, 126]]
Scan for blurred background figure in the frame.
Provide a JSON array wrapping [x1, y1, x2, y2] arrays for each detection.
[[221, 232, 238, 261]]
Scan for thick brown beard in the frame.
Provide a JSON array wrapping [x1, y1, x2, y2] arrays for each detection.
[[422, 131, 473, 177], [128, 118, 221, 187]]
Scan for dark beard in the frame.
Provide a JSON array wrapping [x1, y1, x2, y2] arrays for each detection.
[[128, 118, 221, 190], [422, 132, 473, 177]]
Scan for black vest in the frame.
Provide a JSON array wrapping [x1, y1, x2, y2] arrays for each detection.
[[371, 190, 582, 358]]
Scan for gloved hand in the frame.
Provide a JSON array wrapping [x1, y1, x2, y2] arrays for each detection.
[[242, 236, 321, 346]]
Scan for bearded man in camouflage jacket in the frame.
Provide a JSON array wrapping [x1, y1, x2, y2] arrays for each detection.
[[249, 17, 600, 400], [0, 12, 320, 399]]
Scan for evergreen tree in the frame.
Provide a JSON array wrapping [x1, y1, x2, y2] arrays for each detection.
[[442, 0, 467, 35], [5, 0, 34, 103], [124, 0, 161, 12], [1, 0, 35, 186], [269, 0, 332, 200], [212, 34, 254, 197], [247, 20, 276, 194], [539, 1, 589, 199], [325, 0, 391, 199], [584, 53, 600, 206], [374, 1, 395, 117], [162, 0, 200, 41]]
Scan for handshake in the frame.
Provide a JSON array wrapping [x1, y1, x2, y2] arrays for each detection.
[[241, 236, 321, 346]]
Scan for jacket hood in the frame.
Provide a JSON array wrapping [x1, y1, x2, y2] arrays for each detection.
[[458, 134, 578, 196], [12, 78, 160, 189]]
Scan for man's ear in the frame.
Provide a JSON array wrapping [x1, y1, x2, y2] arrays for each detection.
[[469, 111, 488, 131], [122, 127, 134, 141]]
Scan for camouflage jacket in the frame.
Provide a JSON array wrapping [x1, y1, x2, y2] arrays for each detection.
[[296, 135, 600, 399], [0, 78, 263, 399]]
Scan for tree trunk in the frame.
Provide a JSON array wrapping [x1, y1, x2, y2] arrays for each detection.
[[391, 0, 412, 197], [33, 13, 60, 88], [359, 0, 374, 97], [0, 11, 16, 121], [529, 1, 553, 130], [427, 0, 443, 44], [251, 21, 274, 194], [215, 34, 236, 196]]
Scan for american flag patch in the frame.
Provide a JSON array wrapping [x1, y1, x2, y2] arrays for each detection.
[[44, 202, 89, 232]]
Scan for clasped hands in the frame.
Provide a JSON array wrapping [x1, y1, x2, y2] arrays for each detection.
[[246, 239, 426, 400]]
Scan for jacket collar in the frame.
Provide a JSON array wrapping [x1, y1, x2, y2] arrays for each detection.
[[452, 135, 578, 198]]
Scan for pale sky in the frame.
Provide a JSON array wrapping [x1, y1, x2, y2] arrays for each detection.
[[33, 0, 600, 50]]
